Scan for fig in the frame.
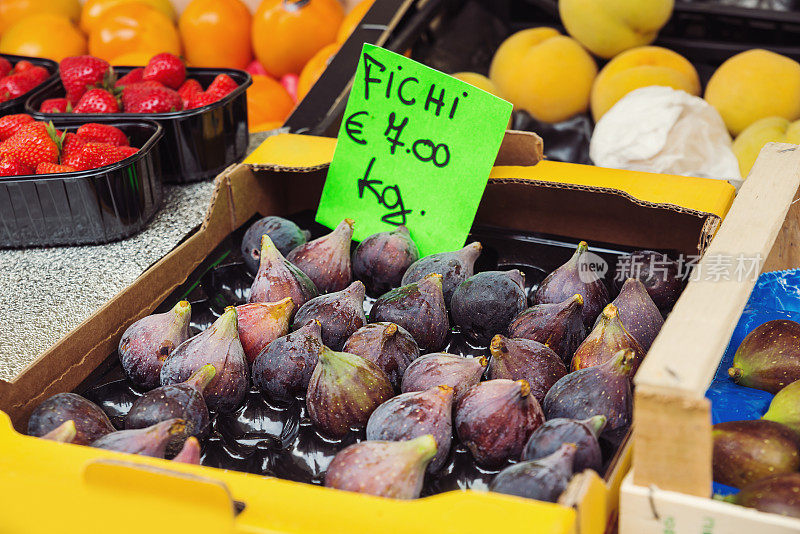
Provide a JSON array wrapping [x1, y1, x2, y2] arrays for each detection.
[[725, 472, 800, 518], [763, 379, 800, 436], [401, 241, 482, 305], [366, 385, 454, 472], [614, 250, 683, 313], [247, 235, 317, 309], [728, 320, 800, 394], [713, 420, 800, 488], [369, 273, 449, 352], [172, 436, 201, 464], [607, 278, 663, 352], [571, 304, 644, 374], [126, 364, 216, 449], [490, 443, 577, 503], [294, 281, 367, 351], [252, 319, 324, 403], [306, 346, 394, 437], [91, 418, 187, 458], [352, 226, 420, 296], [28, 393, 115, 445], [451, 270, 527, 345], [342, 322, 420, 389], [488, 335, 567, 404], [325, 435, 437, 499], [241, 215, 311, 273], [522, 415, 606, 473], [401, 353, 487, 401], [544, 349, 634, 447], [41, 420, 77, 443], [287, 218, 354, 294], [236, 297, 294, 364], [160, 307, 248, 413], [533, 241, 610, 328], [509, 294, 587, 366], [118, 300, 192, 389], [455, 379, 545, 467]]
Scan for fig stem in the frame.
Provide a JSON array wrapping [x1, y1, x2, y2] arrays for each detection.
[[728, 367, 743, 382], [518, 379, 531, 398], [572, 293, 584, 306], [183, 364, 217, 393]]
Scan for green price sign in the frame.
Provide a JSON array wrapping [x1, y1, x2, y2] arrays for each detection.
[[316, 43, 512, 256]]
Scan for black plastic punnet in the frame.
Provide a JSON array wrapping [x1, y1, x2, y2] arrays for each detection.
[[0, 53, 59, 116]]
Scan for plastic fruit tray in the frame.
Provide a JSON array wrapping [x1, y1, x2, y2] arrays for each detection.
[[0, 118, 163, 248], [25, 67, 251, 184], [0, 53, 59, 116]]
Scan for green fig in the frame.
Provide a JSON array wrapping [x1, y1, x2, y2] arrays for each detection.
[[763, 379, 800, 436], [571, 303, 643, 374], [724, 472, 800, 518], [728, 320, 800, 394]]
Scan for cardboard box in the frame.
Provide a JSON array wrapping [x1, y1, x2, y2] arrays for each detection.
[[0, 132, 734, 534]]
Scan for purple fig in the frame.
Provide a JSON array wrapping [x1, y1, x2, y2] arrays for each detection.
[[455, 379, 545, 467], [241, 216, 311, 273], [571, 304, 644, 374], [306, 346, 394, 437], [366, 385, 454, 472], [118, 300, 192, 389], [488, 335, 567, 404], [490, 443, 577, 502], [126, 364, 216, 449], [325, 435, 437, 498], [763, 379, 800, 436], [369, 273, 449, 352], [91, 418, 187, 458], [607, 278, 663, 352], [28, 393, 115, 445], [248, 235, 318, 309], [544, 349, 634, 447], [509, 294, 587, 366], [729, 320, 800, 394], [401, 353, 487, 402], [160, 307, 248, 413], [236, 297, 295, 364], [725, 473, 800, 518], [402, 242, 482, 305], [41, 420, 77, 443], [172, 436, 201, 464], [252, 319, 324, 403], [614, 250, 683, 313], [287, 218, 354, 294], [294, 281, 366, 350], [522, 415, 607, 473], [533, 241, 610, 328], [353, 226, 420, 296], [343, 322, 420, 389], [451, 270, 527, 345]]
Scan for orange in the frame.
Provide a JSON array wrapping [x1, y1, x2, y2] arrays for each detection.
[[88, 4, 182, 62], [252, 0, 344, 78], [80, 0, 175, 33], [179, 0, 253, 70], [297, 44, 338, 101], [110, 52, 154, 66], [250, 121, 285, 133], [0, 0, 80, 33], [0, 14, 86, 62], [247, 74, 295, 129], [336, 0, 374, 43]]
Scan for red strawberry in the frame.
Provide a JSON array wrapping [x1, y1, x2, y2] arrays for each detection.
[[40, 98, 71, 113], [0, 114, 34, 141], [0, 157, 33, 176], [142, 53, 185, 89], [76, 123, 128, 147], [0, 67, 49, 99], [0, 122, 59, 168], [60, 55, 112, 104], [60, 132, 85, 160], [64, 141, 120, 170], [13, 60, 34, 72], [73, 88, 119, 113], [122, 83, 182, 113], [177, 79, 202, 108], [114, 146, 139, 161], [0, 57, 11, 78], [36, 162, 76, 174], [115, 67, 145, 87], [206, 74, 238, 102], [186, 91, 215, 109]]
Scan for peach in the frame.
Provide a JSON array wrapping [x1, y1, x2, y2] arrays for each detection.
[[705, 49, 800, 136], [732, 117, 800, 178], [489, 28, 597, 123], [452, 72, 502, 98], [590, 46, 700, 121]]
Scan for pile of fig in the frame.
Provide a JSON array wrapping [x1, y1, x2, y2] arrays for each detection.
[[27, 215, 681, 503]]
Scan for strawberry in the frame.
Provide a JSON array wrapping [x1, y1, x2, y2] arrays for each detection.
[[0, 122, 60, 168], [40, 98, 71, 113], [177, 79, 202, 108], [142, 53, 185, 89], [115, 67, 145, 87], [76, 123, 128, 147], [122, 82, 182, 113], [0, 66, 49, 99], [186, 91, 215, 109], [63, 141, 118, 170], [36, 162, 76, 174], [73, 88, 119, 113], [13, 60, 34, 72], [114, 146, 139, 161], [60, 132, 85, 160], [206, 74, 238, 102], [0, 114, 34, 141], [0, 157, 33, 176], [0, 57, 11, 78], [59, 55, 112, 104]]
